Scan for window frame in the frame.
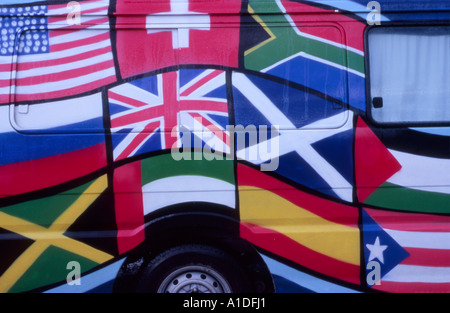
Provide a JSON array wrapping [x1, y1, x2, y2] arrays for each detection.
[[364, 21, 450, 128]]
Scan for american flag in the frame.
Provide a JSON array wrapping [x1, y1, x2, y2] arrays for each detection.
[[0, 0, 115, 103], [108, 69, 229, 161]]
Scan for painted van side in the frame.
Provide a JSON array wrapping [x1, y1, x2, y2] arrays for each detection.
[[0, 0, 448, 293]]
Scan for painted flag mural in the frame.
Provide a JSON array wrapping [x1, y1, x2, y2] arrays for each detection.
[[139, 153, 236, 214], [363, 208, 450, 293], [365, 165, 450, 214], [0, 93, 107, 197], [113, 153, 236, 254], [354, 117, 402, 202], [108, 69, 229, 161], [0, 0, 116, 103], [232, 71, 354, 202], [0, 176, 113, 293], [371, 149, 450, 214], [238, 164, 361, 285], [355, 118, 450, 214], [114, 0, 241, 78], [260, 253, 361, 293], [357, 126, 450, 214], [0, 0, 447, 294], [242, 0, 366, 111], [108, 71, 181, 161], [178, 68, 230, 156]]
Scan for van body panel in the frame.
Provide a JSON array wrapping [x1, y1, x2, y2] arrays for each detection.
[[0, 0, 448, 293]]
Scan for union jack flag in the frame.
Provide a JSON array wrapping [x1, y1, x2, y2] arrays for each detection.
[[0, 0, 115, 103], [108, 69, 230, 161]]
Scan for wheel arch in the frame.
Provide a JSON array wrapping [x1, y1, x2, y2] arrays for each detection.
[[113, 208, 275, 293]]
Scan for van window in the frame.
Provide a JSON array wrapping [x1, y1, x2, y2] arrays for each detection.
[[368, 25, 450, 124]]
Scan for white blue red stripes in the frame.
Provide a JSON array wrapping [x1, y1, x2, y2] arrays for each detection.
[[0, 0, 114, 103]]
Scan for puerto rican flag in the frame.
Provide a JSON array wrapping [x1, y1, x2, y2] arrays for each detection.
[[108, 68, 229, 161], [114, 0, 241, 78], [363, 208, 450, 293], [0, 0, 115, 103]]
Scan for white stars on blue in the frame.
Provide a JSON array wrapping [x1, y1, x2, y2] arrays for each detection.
[[0, 5, 48, 56]]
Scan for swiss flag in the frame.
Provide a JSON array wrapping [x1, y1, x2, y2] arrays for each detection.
[[115, 0, 241, 78]]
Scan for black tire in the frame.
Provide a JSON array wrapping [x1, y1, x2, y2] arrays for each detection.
[[136, 244, 252, 293]]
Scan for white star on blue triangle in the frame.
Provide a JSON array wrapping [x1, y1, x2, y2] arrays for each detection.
[[362, 209, 410, 287]]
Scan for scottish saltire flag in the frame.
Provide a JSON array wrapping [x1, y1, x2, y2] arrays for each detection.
[[108, 69, 229, 161], [363, 208, 450, 293], [0, 93, 106, 197], [232, 72, 354, 202], [0, 0, 115, 103], [244, 0, 366, 111]]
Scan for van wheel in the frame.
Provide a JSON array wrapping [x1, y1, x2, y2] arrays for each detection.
[[136, 244, 251, 293]]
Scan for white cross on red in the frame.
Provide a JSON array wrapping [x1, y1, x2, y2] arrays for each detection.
[[146, 0, 211, 49]]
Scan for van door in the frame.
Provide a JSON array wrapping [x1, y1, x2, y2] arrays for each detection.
[[235, 18, 362, 286], [359, 24, 450, 292]]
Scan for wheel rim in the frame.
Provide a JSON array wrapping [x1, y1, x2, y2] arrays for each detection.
[[158, 265, 232, 293]]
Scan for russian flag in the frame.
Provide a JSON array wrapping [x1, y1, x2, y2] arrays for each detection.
[[0, 93, 107, 197]]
